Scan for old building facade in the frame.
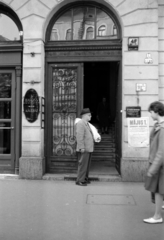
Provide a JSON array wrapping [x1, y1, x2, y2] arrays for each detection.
[[0, 0, 164, 181]]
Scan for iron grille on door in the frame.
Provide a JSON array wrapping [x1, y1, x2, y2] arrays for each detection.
[[52, 68, 77, 156]]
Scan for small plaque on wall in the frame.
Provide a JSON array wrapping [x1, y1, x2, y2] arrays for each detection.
[[126, 106, 141, 118], [24, 89, 40, 123], [128, 37, 139, 51]]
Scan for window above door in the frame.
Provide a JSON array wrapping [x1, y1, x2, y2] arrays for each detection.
[[0, 13, 21, 41], [0, 2, 23, 44], [48, 5, 119, 41]]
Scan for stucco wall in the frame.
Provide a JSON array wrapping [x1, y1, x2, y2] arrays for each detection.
[[158, 0, 164, 104], [1, 0, 162, 180]]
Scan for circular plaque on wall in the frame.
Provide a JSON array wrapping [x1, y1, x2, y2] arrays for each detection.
[[24, 89, 40, 123]]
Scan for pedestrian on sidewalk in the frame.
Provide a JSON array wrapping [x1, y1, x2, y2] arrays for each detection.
[[144, 101, 164, 224], [97, 97, 110, 134], [75, 108, 94, 186]]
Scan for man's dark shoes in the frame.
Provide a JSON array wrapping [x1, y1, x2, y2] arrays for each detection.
[[76, 182, 87, 186], [85, 178, 91, 184]]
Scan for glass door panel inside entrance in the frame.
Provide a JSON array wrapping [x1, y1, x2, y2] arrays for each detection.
[[0, 73, 12, 98], [0, 122, 11, 154], [0, 71, 15, 158], [50, 6, 118, 41], [52, 68, 77, 156], [0, 73, 12, 119]]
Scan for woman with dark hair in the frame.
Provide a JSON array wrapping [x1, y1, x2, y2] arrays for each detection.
[[144, 101, 164, 224]]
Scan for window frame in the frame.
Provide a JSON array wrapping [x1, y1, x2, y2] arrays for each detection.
[[98, 24, 106, 37], [0, 3, 23, 43], [86, 26, 94, 40]]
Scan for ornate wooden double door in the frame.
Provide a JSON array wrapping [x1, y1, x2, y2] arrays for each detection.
[[46, 63, 83, 173]]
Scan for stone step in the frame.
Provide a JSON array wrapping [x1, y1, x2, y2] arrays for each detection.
[[91, 155, 115, 160], [43, 174, 122, 182], [97, 141, 115, 144], [93, 149, 115, 153], [95, 147, 115, 150]]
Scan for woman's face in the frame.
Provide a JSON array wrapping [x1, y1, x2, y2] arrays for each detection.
[[150, 110, 159, 121]]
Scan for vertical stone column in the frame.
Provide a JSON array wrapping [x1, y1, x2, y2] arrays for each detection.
[[19, 40, 45, 179], [117, 0, 159, 181]]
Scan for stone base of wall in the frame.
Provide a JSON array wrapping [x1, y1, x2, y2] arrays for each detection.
[[19, 157, 45, 179], [121, 158, 149, 182]]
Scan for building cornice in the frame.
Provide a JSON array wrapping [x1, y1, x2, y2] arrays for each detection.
[[45, 40, 122, 52], [0, 42, 23, 52]]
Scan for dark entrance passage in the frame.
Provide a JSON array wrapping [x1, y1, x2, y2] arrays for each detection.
[[84, 62, 120, 175], [84, 62, 118, 124]]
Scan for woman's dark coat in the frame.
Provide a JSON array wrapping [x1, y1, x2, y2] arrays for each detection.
[[146, 122, 164, 194]]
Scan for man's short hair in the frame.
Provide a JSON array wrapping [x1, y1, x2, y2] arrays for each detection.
[[148, 101, 164, 116]]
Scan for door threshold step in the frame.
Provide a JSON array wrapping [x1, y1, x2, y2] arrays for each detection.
[[43, 174, 122, 182], [0, 174, 19, 180]]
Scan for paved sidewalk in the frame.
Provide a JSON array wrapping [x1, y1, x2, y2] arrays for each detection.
[[0, 179, 163, 240]]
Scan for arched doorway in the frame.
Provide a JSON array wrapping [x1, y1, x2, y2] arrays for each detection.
[[0, 3, 23, 173], [45, 1, 122, 174]]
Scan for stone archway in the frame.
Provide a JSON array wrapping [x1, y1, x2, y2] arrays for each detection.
[[44, 0, 123, 174]]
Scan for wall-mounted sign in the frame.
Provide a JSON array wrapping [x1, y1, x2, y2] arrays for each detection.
[[144, 53, 153, 64], [127, 117, 149, 148], [24, 89, 40, 123], [136, 83, 147, 92], [126, 106, 141, 118], [128, 37, 139, 51]]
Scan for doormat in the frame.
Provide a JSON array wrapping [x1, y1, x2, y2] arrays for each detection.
[[87, 194, 136, 205], [64, 177, 99, 181]]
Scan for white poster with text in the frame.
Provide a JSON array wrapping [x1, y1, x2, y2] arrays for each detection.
[[127, 117, 149, 147]]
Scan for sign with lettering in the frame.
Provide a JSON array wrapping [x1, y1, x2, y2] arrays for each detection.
[[136, 83, 147, 92], [24, 89, 40, 123], [126, 106, 141, 118], [127, 117, 149, 148]]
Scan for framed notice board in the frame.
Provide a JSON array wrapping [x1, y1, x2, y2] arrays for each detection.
[[126, 106, 141, 118]]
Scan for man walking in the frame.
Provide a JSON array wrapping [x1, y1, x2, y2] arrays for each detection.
[[75, 108, 94, 186]]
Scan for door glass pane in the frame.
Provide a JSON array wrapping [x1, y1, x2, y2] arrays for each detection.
[[0, 122, 11, 154], [0, 102, 11, 119], [73, 7, 95, 40], [50, 10, 72, 40], [52, 68, 77, 156], [0, 73, 12, 98], [0, 13, 20, 41], [96, 9, 118, 39]]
